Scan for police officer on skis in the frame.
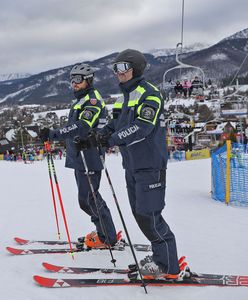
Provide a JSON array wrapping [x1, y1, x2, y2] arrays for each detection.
[[39, 63, 119, 249], [86, 49, 187, 279]]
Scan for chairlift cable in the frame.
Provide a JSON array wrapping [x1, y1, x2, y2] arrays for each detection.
[[227, 51, 248, 87], [162, 0, 205, 90], [180, 0, 185, 50], [179, 0, 185, 77]]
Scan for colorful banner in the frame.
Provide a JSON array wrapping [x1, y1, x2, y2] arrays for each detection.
[[186, 148, 210, 160]]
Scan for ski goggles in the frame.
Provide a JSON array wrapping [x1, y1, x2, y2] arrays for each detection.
[[70, 74, 84, 85], [113, 62, 132, 74]]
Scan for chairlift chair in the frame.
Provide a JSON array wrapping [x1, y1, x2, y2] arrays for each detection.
[[162, 43, 205, 100]]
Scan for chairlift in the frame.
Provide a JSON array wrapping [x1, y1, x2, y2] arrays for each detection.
[[196, 132, 215, 146], [162, 43, 205, 100], [208, 84, 219, 99], [220, 96, 248, 117]]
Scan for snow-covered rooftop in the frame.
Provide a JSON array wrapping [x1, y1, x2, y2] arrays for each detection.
[[27, 130, 38, 138], [32, 109, 70, 121], [5, 129, 15, 141]]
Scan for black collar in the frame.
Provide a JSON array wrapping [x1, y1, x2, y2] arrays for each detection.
[[74, 85, 94, 100], [119, 76, 144, 94]]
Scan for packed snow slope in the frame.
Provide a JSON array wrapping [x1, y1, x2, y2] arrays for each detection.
[[1, 156, 248, 299]]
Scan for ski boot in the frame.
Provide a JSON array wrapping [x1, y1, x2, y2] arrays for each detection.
[[139, 255, 191, 280], [78, 230, 123, 250]]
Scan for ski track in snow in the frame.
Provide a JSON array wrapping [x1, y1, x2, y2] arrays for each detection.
[[1, 156, 248, 299]]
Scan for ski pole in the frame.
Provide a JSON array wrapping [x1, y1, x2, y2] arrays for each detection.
[[97, 145, 148, 293], [74, 137, 117, 267], [49, 149, 75, 259], [44, 142, 61, 239]]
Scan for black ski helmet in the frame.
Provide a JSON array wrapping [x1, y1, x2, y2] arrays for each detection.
[[114, 49, 147, 77]]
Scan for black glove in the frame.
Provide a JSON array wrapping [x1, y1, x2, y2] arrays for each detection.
[[39, 128, 50, 143], [87, 131, 112, 148], [73, 136, 91, 151], [96, 132, 111, 148], [74, 132, 112, 150], [87, 131, 98, 148]]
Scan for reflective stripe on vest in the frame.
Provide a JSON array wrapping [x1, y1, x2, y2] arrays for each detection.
[[113, 84, 161, 125], [113, 86, 146, 109], [127, 86, 146, 107], [113, 95, 124, 109], [147, 82, 159, 91], [73, 90, 105, 110]]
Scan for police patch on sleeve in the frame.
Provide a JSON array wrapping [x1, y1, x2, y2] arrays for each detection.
[[90, 98, 97, 105], [82, 109, 94, 121], [140, 106, 156, 121]]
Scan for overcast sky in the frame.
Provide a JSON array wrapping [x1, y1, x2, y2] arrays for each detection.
[[1, 0, 247, 74]]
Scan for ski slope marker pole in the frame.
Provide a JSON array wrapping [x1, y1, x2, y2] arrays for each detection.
[[44, 142, 61, 239]]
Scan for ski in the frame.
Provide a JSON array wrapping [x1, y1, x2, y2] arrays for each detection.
[[6, 247, 81, 255], [14, 237, 76, 246], [43, 262, 133, 274], [6, 244, 127, 255], [6, 244, 150, 255], [42, 256, 187, 275], [12, 237, 151, 252], [33, 273, 248, 288]]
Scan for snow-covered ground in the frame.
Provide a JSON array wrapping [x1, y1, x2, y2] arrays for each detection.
[[1, 156, 248, 299]]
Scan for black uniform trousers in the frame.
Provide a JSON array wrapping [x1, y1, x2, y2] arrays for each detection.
[[74, 169, 117, 245], [125, 169, 180, 274]]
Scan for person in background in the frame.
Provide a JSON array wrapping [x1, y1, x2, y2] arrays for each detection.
[[22, 152, 27, 164], [182, 79, 192, 98], [174, 81, 183, 97], [58, 149, 63, 160], [190, 76, 203, 95]]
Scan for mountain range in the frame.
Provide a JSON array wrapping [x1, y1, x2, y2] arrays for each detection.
[[0, 73, 32, 82], [0, 28, 247, 106], [148, 42, 209, 58]]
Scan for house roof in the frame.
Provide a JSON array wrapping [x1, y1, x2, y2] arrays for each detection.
[[206, 122, 237, 134], [0, 139, 9, 146]]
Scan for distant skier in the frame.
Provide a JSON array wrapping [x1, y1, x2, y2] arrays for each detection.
[[22, 152, 27, 164], [39, 63, 119, 249], [58, 149, 63, 160]]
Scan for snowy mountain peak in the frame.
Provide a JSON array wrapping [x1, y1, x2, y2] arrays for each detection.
[[223, 28, 248, 41], [148, 42, 209, 58], [0, 73, 32, 82]]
